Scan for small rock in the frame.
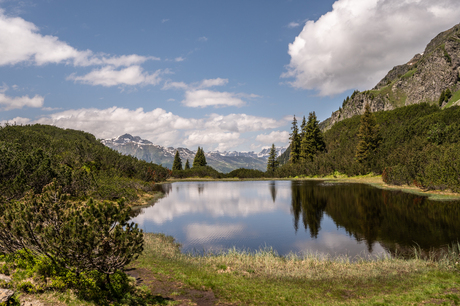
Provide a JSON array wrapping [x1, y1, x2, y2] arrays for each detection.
[[0, 274, 11, 283], [0, 289, 14, 303]]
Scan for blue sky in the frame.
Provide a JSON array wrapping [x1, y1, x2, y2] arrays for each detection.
[[1, 0, 459, 152]]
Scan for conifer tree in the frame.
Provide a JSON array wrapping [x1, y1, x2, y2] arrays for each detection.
[[193, 147, 207, 167], [300, 112, 326, 161], [184, 159, 190, 170], [355, 103, 381, 163], [300, 116, 306, 140], [289, 116, 300, 164], [172, 150, 182, 171], [266, 144, 279, 175]]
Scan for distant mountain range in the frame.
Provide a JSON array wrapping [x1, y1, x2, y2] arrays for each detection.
[[101, 134, 286, 173]]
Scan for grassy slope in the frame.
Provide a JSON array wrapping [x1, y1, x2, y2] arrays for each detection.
[[132, 233, 460, 306]]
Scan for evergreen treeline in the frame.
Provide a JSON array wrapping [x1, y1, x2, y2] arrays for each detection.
[[0, 124, 170, 201], [277, 103, 460, 192]]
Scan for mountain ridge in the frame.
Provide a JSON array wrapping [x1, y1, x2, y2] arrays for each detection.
[[320, 22, 460, 131], [102, 134, 287, 173]]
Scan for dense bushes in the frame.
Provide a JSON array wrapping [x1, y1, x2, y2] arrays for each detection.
[[171, 165, 224, 179], [227, 168, 266, 179], [277, 104, 460, 192], [0, 124, 170, 201]]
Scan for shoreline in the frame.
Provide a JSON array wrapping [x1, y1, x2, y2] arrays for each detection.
[[163, 175, 460, 201]]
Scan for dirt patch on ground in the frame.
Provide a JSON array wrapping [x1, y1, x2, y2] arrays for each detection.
[[126, 267, 231, 306]]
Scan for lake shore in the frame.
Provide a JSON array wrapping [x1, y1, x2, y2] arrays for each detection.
[[128, 233, 460, 305], [165, 174, 460, 201]]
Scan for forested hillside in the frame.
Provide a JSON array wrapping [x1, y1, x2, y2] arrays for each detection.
[[277, 103, 460, 192], [0, 124, 170, 202]]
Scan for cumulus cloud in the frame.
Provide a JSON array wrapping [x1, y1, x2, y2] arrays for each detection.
[[255, 131, 290, 144], [182, 90, 245, 108], [67, 66, 164, 87], [282, 0, 460, 96], [29, 107, 286, 150], [183, 131, 242, 151], [0, 83, 44, 110], [0, 9, 161, 87]]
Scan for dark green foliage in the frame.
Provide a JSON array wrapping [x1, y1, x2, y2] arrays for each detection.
[[355, 103, 381, 164], [0, 181, 143, 277], [300, 112, 326, 162], [172, 150, 182, 171], [172, 166, 222, 179], [439, 88, 453, 106], [0, 124, 170, 201], [192, 147, 207, 167], [444, 48, 452, 64], [227, 168, 266, 179], [266, 144, 279, 175], [299, 116, 306, 139], [277, 103, 460, 192], [289, 116, 300, 163], [184, 159, 190, 170]]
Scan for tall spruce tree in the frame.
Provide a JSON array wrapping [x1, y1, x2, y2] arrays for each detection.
[[184, 159, 190, 170], [300, 112, 326, 161], [193, 147, 207, 167], [355, 103, 381, 163], [172, 150, 182, 171], [266, 144, 279, 175], [300, 116, 306, 140], [289, 116, 300, 164]]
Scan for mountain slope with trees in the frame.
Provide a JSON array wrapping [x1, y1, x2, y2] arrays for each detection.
[[0, 124, 170, 202], [321, 22, 460, 130], [277, 103, 460, 192]]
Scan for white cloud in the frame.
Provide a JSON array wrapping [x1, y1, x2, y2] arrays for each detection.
[[162, 18, 169, 23], [28, 107, 286, 150], [0, 90, 44, 110], [287, 22, 300, 28], [182, 90, 245, 108], [198, 78, 228, 89], [67, 66, 163, 87], [198, 36, 208, 42], [204, 113, 285, 133], [162, 81, 189, 90], [184, 131, 242, 151], [282, 0, 460, 96], [255, 131, 290, 144], [0, 10, 158, 67], [186, 223, 245, 242], [175, 57, 185, 62], [0, 116, 31, 126]]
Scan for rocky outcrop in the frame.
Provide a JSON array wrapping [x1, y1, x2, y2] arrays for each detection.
[[321, 23, 460, 130]]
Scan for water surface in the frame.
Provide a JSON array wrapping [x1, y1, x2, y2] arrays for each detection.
[[131, 180, 460, 257]]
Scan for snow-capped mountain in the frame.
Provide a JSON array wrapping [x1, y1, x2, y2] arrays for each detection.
[[102, 134, 286, 173]]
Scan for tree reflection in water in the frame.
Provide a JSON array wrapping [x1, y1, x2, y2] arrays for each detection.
[[290, 180, 460, 254], [269, 181, 277, 203]]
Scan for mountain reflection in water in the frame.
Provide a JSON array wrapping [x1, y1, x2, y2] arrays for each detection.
[[131, 181, 460, 258]]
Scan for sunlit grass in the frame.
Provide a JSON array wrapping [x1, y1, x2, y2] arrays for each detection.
[[134, 233, 460, 305]]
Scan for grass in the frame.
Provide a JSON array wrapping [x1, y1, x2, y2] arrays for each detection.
[[132, 233, 460, 305], [444, 88, 460, 108]]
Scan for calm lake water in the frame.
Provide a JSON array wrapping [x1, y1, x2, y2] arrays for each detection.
[[131, 180, 460, 258]]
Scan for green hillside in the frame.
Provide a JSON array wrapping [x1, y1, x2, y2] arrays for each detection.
[[277, 103, 460, 192], [0, 124, 170, 202]]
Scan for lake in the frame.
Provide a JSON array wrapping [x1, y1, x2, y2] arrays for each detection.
[[131, 180, 460, 258]]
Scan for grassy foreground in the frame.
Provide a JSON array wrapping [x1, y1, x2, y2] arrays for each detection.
[[132, 233, 460, 305]]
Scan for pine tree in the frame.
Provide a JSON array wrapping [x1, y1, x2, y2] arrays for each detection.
[[193, 147, 207, 167], [300, 116, 306, 140], [172, 150, 182, 171], [184, 159, 190, 170], [266, 144, 279, 175], [355, 103, 381, 163], [289, 116, 300, 164], [300, 112, 326, 161]]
